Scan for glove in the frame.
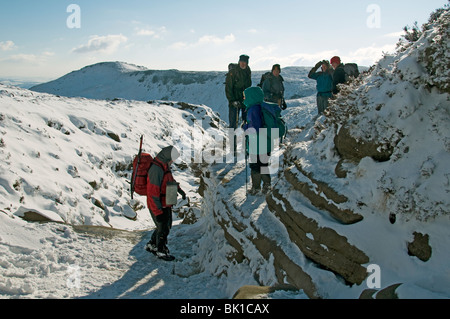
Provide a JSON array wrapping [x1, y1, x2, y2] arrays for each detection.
[[178, 189, 186, 201], [315, 61, 323, 68], [232, 101, 241, 108]]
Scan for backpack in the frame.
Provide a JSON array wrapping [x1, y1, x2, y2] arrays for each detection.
[[257, 72, 272, 88], [343, 63, 360, 81], [261, 102, 288, 145], [131, 153, 154, 197]]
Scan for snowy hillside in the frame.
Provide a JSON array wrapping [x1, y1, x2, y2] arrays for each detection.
[[30, 62, 316, 119], [0, 84, 225, 230]]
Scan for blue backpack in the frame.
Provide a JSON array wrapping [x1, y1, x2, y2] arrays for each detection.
[[260, 102, 287, 145]]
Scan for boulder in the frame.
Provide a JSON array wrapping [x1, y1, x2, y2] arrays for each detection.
[[408, 232, 432, 262]]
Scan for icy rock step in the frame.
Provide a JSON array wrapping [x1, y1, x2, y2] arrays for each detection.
[[284, 165, 363, 225], [266, 187, 369, 285], [215, 199, 318, 299]]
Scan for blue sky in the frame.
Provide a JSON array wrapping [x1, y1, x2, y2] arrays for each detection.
[[0, 0, 448, 80]]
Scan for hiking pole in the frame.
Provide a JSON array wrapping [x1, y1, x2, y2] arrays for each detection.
[[131, 135, 144, 200], [245, 136, 249, 194]]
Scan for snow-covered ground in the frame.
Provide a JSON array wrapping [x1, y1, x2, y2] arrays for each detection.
[[1, 7, 449, 298], [0, 82, 315, 299]]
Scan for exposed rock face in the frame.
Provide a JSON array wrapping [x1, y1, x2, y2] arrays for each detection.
[[216, 197, 319, 298], [267, 188, 369, 285], [359, 283, 403, 299], [334, 125, 395, 163], [284, 164, 363, 225], [408, 232, 432, 262]]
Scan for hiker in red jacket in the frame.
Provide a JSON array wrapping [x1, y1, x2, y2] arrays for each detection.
[[145, 146, 186, 261]]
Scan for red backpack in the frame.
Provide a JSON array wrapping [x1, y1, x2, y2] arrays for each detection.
[[131, 153, 154, 197]]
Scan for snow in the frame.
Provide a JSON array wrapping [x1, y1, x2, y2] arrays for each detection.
[[30, 62, 317, 122], [1, 8, 449, 299]]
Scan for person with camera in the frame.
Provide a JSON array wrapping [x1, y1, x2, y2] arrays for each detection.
[[308, 60, 334, 115]]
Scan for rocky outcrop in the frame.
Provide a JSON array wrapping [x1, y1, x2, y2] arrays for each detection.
[[284, 164, 363, 225], [267, 187, 369, 285], [216, 198, 318, 298], [408, 232, 432, 262], [334, 125, 394, 163], [359, 283, 402, 299]]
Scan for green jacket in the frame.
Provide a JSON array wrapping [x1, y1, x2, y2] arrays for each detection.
[[225, 65, 252, 103]]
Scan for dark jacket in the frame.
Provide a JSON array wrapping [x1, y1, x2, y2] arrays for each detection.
[[146, 146, 179, 217], [225, 65, 252, 103], [332, 64, 346, 94], [262, 73, 285, 103]]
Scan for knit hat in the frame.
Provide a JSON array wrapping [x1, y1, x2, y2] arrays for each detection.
[[330, 56, 341, 65], [239, 54, 250, 63]]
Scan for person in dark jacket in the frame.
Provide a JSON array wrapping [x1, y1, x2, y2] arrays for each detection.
[[242, 86, 272, 195], [262, 64, 286, 108], [225, 54, 252, 129], [308, 60, 333, 115], [145, 146, 186, 261], [331, 56, 346, 95]]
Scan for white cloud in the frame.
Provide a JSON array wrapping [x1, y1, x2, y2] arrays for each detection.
[[251, 49, 339, 69], [344, 43, 396, 66], [197, 34, 235, 45], [250, 43, 396, 69], [72, 34, 128, 54], [135, 26, 167, 39], [170, 34, 235, 50], [0, 41, 16, 51], [169, 41, 188, 50], [1, 51, 55, 64]]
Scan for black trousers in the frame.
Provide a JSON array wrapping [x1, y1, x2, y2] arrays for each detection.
[[248, 153, 270, 173], [228, 103, 247, 129], [148, 207, 173, 251]]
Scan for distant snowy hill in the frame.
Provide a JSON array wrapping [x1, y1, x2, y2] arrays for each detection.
[[30, 62, 316, 118]]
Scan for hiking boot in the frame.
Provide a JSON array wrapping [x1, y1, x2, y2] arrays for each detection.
[[262, 183, 272, 194], [261, 174, 271, 194], [249, 187, 261, 196], [145, 242, 158, 255], [156, 248, 175, 261]]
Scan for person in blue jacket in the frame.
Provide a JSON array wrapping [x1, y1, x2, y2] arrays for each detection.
[[242, 86, 272, 195], [308, 60, 333, 115]]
